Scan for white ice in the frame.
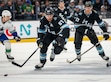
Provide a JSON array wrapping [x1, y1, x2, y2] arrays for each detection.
[[0, 41, 111, 82]]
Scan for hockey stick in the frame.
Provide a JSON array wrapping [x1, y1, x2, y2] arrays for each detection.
[[67, 39, 104, 64], [69, 23, 111, 27], [11, 47, 39, 67]]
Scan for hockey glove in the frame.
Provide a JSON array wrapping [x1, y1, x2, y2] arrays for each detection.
[[14, 36, 21, 42], [37, 40, 43, 48], [103, 32, 109, 40]]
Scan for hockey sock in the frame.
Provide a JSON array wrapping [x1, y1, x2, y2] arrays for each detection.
[[96, 44, 104, 56], [5, 49, 11, 55]]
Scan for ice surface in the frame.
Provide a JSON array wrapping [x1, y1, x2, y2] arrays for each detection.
[[0, 41, 111, 82]]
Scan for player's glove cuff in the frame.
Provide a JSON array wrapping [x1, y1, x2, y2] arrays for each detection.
[[14, 36, 21, 42], [36, 38, 43, 48]]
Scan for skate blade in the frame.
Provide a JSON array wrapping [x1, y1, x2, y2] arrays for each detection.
[[106, 61, 111, 67], [34, 68, 42, 71]]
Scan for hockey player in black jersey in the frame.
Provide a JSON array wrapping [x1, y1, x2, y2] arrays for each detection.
[[51, 0, 71, 51], [35, 7, 70, 69], [54, 0, 71, 22], [69, 1, 110, 61]]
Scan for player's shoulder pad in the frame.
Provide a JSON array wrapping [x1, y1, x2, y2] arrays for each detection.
[[4, 20, 13, 28]]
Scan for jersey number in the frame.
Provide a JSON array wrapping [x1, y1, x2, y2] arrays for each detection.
[[58, 20, 64, 26]]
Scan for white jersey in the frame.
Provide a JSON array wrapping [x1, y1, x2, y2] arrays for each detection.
[[0, 16, 15, 35]]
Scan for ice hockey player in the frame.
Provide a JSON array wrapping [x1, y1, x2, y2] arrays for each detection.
[[52, 0, 71, 51], [69, 1, 109, 61], [54, 0, 71, 22], [0, 10, 21, 61], [35, 7, 70, 69]]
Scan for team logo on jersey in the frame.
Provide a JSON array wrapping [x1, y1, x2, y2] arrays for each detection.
[[5, 26, 16, 37], [65, 11, 67, 14]]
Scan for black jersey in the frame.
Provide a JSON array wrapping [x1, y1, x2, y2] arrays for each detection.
[[54, 7, 71, 22], [38, 15, 69, 36], [70, 10, 105, 28]]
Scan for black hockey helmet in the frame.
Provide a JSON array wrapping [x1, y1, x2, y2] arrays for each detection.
[[45, 7, 54, 15], [85, 1, 93, 7], [58, 0, 64, 4]]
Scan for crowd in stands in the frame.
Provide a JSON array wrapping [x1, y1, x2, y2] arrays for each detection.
[[0, 0, 111, 21]]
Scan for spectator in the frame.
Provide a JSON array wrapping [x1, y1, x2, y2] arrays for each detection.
[[34, 0, 41, 20], [0, 1, 6, 16], [104, 0, 111, 18], [107, 0, 111, 6], [40, 0, 50, 16], [78, 0, 84, 10], [26, 0, 31, 4], [105, 0, 111, 11], [22, 0, 35, 20], [15, 0, 24, 20], [93, 0, 103, 13], [100, 5, 107, 18], [74, 5, 82, 12], [68, 0, 76, 14], [5, 0, 15, 20]]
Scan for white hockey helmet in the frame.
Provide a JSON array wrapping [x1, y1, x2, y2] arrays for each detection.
[[2, 10, 12, 18]]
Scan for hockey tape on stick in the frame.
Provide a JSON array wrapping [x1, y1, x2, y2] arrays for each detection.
[[12, 47, 39, 67], [67, 39, 105, 64]]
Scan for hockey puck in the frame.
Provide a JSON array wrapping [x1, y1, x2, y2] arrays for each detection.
[[106, 63, 111, 67], [4, 74, 8, 77]]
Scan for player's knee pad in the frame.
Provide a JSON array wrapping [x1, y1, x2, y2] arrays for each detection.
[[53, 36, 65, 54], [3, 40, 11, 50]]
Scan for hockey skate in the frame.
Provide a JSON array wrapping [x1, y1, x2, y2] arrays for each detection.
[[63, 45, 67, 51], [50, 48, 55, 61], [35, 63, 45, 69], [100, 55, 109, 61], [99, 52, 109, 61], [77, 54, 81, 61], [6, 54, 14, 62], [35, 59, 46, 69]]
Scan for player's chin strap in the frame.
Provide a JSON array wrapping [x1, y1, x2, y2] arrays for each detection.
[[67, 39, 105, 64]]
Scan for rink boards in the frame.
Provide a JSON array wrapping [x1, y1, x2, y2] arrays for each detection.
[[4, 19, 111, 42]]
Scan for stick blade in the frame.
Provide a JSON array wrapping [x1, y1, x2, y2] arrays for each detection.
[[12, 61, 22, 67], [66, 59, 72, 64]]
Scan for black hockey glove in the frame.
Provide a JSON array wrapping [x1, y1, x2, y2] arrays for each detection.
[[55, 36, 65, 48], [103, 32, 109, 40], [36, 39, 43, 48], [14, 36, 21, 42]]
